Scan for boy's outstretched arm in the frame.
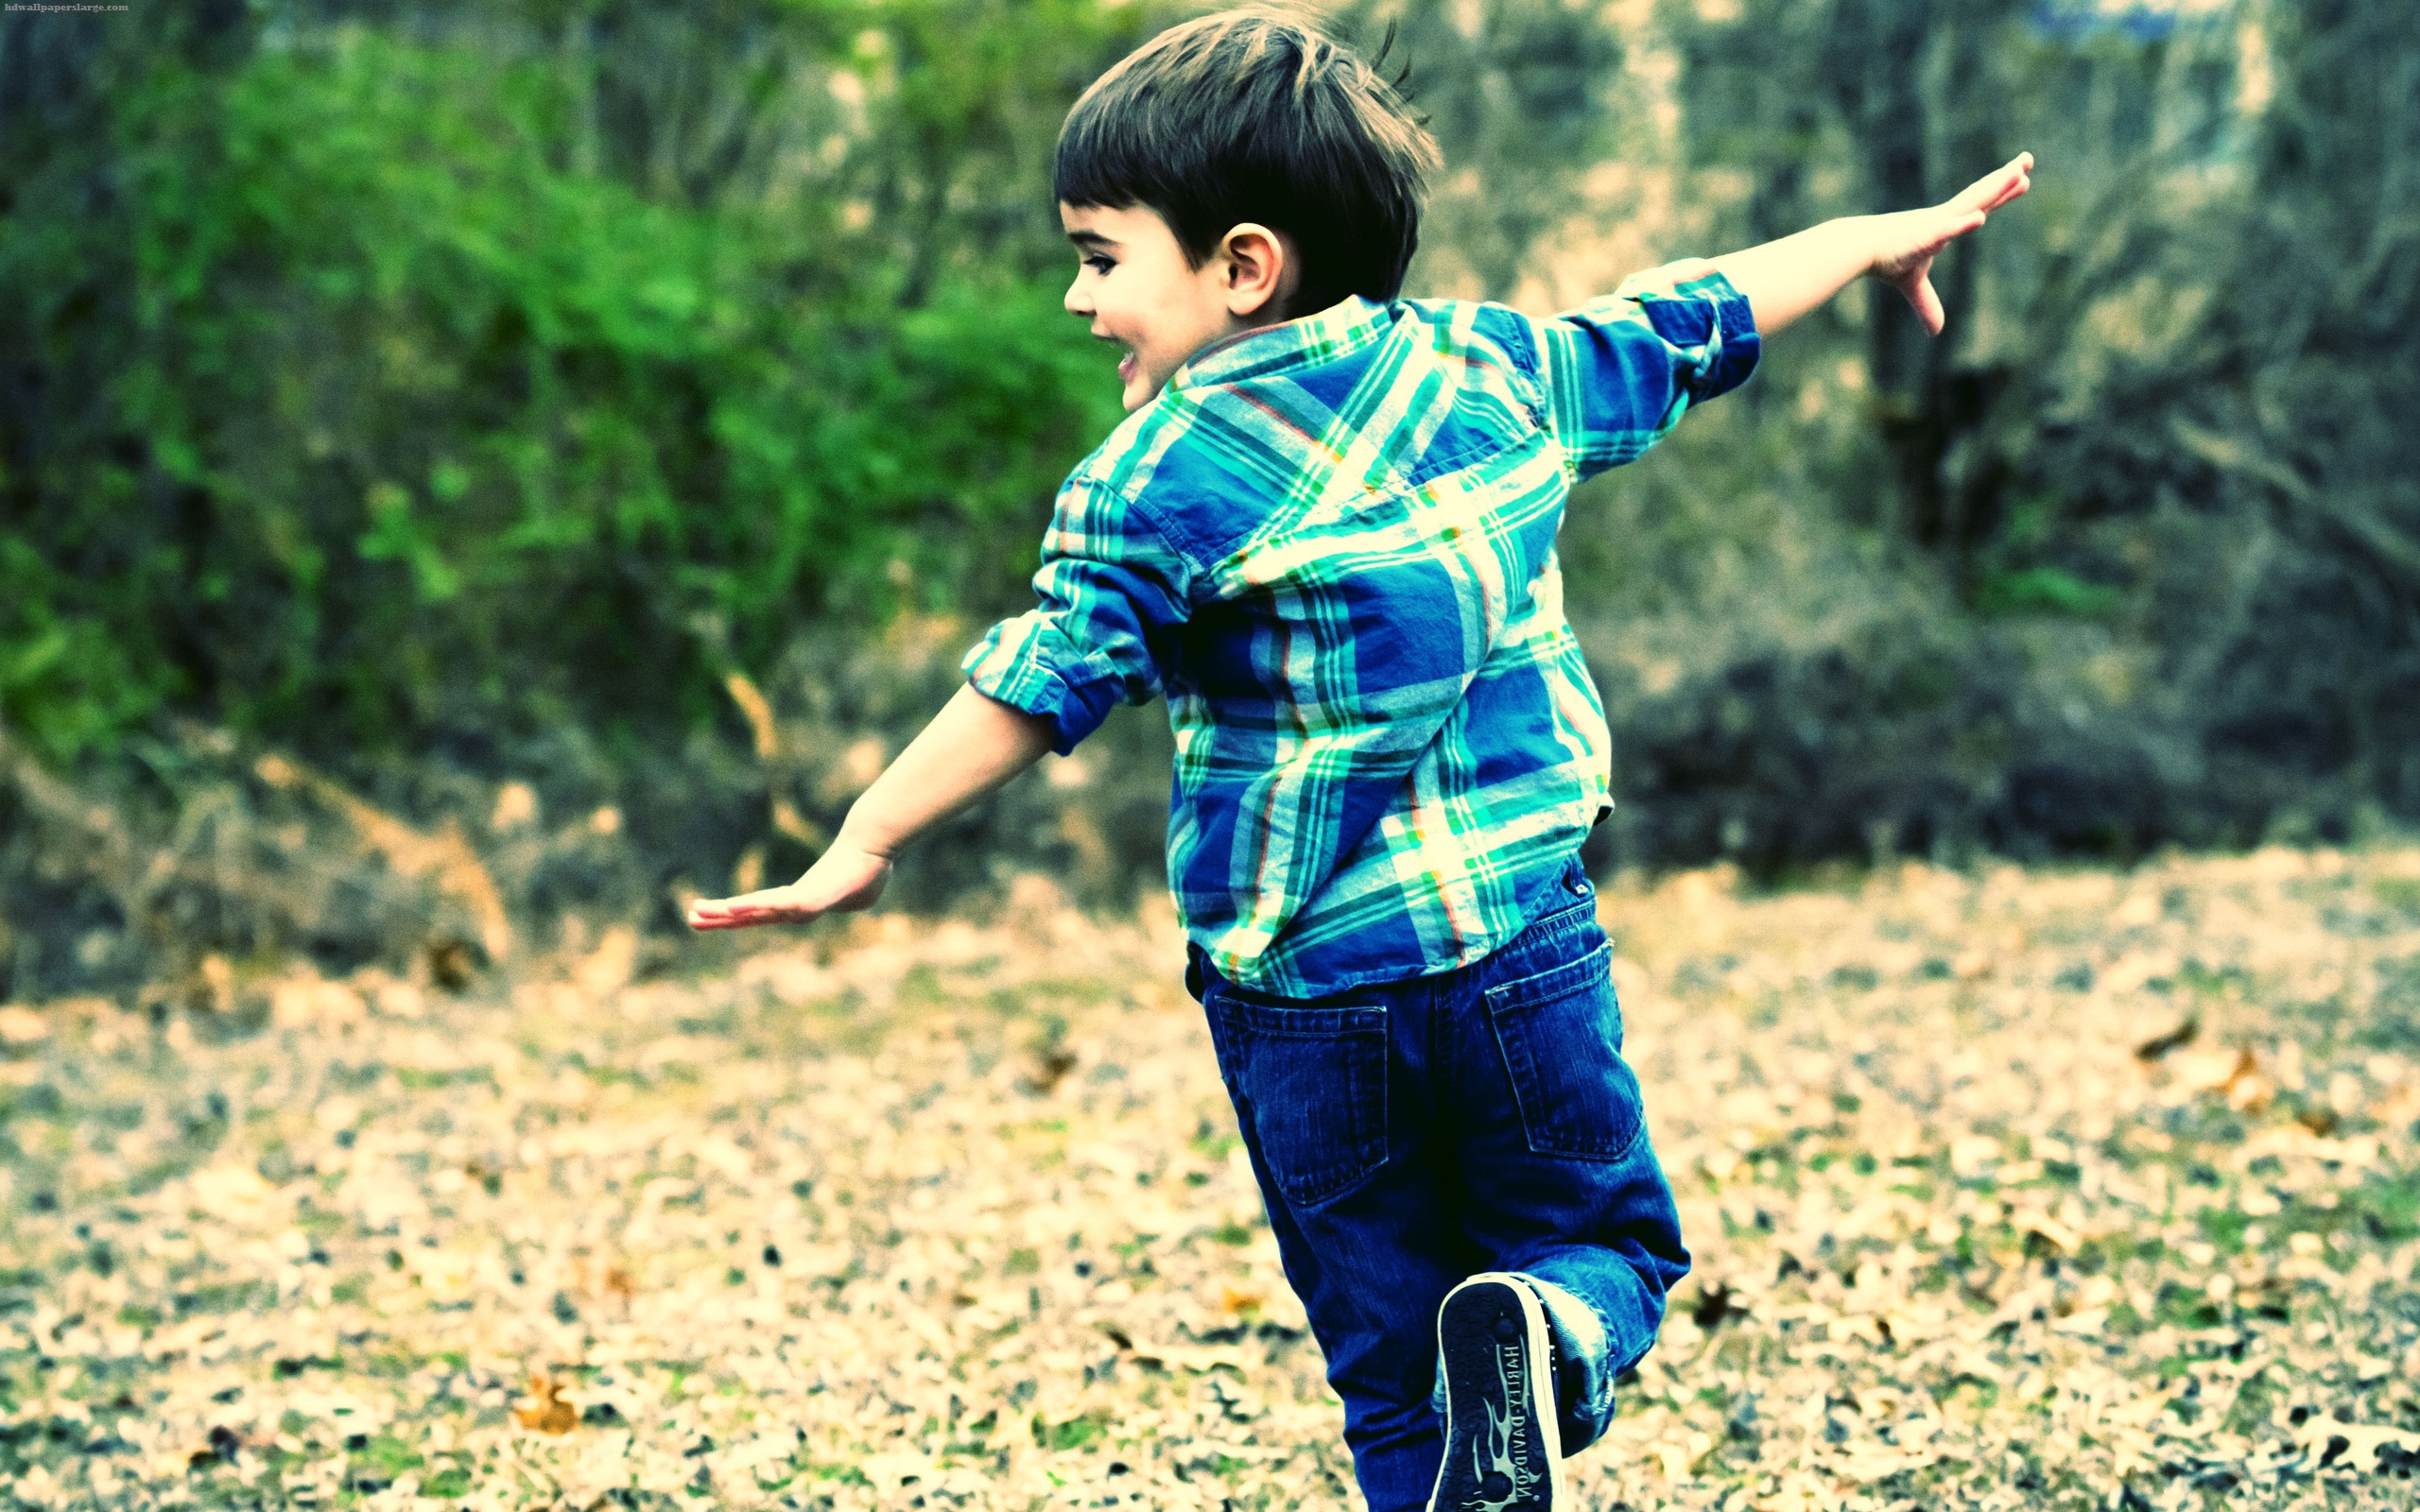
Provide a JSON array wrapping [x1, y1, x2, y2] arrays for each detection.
[[1710, 153, 2032, 338], [686, 685, 1055, 930]]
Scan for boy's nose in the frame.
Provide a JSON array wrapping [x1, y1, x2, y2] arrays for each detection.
[[1063, 277, 1091, 316]]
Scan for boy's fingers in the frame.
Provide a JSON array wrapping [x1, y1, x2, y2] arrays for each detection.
[[689, 905, 816, 930], [691, 912, 809, 932], [686, 885, 821, 929], [1901, 271, 1946, 335], [1964, 153, 2032, 213], [692, 885, 797, 914]]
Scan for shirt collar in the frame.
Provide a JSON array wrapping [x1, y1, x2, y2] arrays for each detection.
[[1167, 294, 1395, 393]]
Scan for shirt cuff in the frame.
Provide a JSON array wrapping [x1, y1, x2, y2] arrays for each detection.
[[960, 616, 1119, 757], [1617, 262, 1762, 403]]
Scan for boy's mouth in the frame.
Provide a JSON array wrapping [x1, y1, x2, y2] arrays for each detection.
[[1117, 349, 1138, 387]]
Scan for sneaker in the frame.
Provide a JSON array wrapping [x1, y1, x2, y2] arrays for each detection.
[[1428, 1272, 1564, 1512]]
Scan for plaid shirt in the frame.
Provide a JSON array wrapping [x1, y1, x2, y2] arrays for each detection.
[[964, 264, 1758, 995]]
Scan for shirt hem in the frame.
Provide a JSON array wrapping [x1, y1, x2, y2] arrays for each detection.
[[1197, 840, 1597, 998]]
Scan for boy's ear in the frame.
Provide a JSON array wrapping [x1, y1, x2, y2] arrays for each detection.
[[1220, 222, 1303, 321]]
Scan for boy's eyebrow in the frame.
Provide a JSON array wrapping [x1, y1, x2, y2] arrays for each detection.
[[1066, 230, 1119, 250]]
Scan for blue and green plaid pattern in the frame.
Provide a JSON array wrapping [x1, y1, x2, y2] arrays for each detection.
[[963, 263, 1757, 994]]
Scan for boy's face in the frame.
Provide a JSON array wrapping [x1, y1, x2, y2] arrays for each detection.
[[1061, 202, 1265, 413]]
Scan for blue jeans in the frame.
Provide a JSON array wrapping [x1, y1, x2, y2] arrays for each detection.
[[1190, 858, 1688, 1512]]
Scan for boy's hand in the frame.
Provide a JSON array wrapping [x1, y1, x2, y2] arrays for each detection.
[[684, 684, 1053, 935], [1869, 153, 2033, 335], [686, 840, 892, 930], [1707, 152, 2033, 338]]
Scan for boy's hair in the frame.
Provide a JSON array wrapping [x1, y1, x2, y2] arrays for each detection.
[[1055, 9, 1441, 318]]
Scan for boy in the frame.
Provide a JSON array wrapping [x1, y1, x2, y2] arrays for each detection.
[[692, 11, 2030, 1509]]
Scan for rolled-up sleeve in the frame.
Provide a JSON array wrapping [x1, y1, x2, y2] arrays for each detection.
[[1534, 259, 1760, 481], [960, 472, 1194, 756]]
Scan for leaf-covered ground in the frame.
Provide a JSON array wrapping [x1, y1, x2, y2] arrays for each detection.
[[5, 850, 2420, 1511]]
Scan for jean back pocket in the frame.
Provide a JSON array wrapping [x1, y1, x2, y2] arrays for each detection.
[[1207, 992, 1390, 1207], [1484, 943, 1643, 1160]]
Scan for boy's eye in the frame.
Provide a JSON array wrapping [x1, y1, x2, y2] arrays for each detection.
[[1082, 255, 1115, 275]]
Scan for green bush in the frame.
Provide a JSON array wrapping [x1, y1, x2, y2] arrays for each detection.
[[0, 9, 1128, 763]]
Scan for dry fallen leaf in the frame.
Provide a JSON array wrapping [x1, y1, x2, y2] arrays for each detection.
[[1219, 1283, 1265, 1315], [2133, 1014, 2198, 1062], [1025, 1041, 1080, 1093], [512, 1374, 579, 1435]]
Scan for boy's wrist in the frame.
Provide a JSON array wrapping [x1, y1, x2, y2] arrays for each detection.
[[833, 810, 903, 861], [1841, 215, 1888, 280]]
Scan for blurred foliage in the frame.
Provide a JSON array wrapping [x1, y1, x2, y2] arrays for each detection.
[[1336, 0, 1628, 300], [1569, 0, 2420, 872], [1, 0, 2416, 999], [0, 0, 1141, 763]]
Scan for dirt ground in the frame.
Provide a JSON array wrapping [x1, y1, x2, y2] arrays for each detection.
[[4, 849, 2419, 1511]]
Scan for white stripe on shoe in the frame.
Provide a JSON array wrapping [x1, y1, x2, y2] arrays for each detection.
[[1427, 1272, 1565, 1512]]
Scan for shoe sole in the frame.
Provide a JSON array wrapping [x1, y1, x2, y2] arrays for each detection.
[[1427, 1272, 1564, 1512]]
